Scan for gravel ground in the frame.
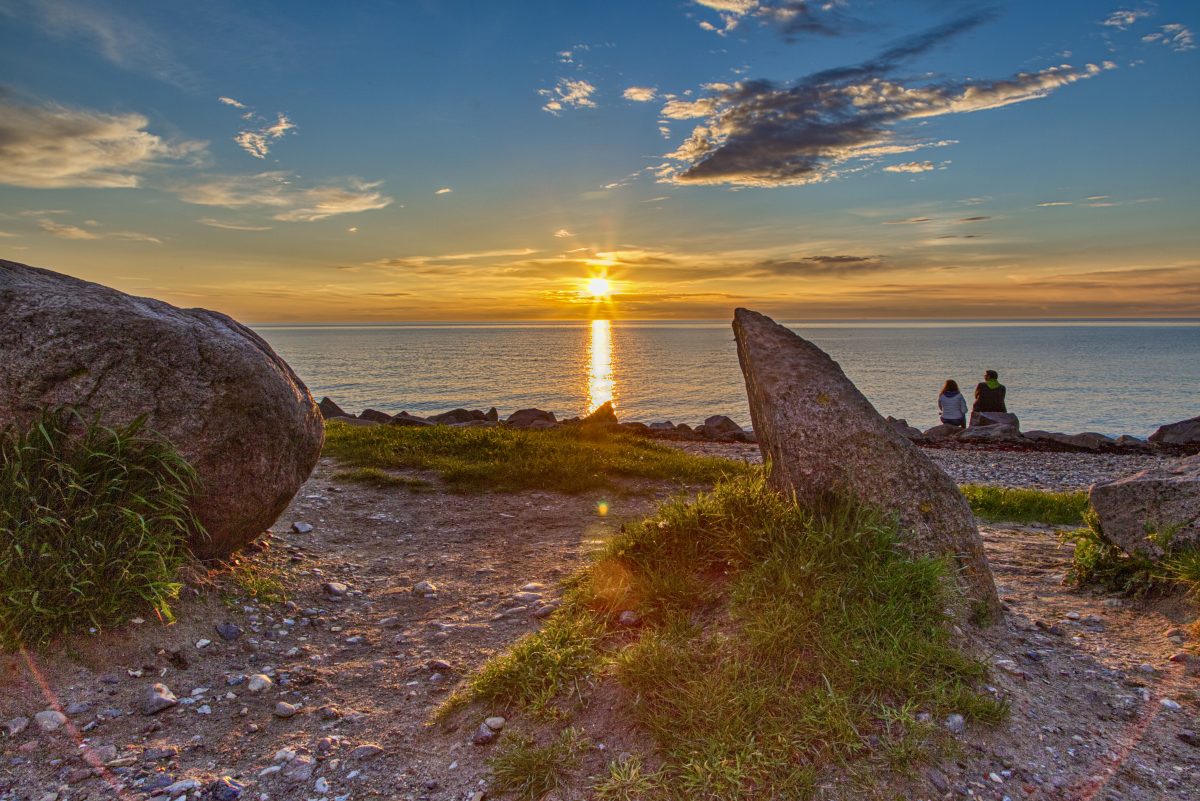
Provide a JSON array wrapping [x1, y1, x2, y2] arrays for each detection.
[[669, 440, 1176, 492]]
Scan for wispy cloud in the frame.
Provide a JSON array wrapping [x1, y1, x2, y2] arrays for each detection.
[[224, 96, 296, 159], [659, 14, 1114, 187], [0, 91, 204, 188], [554, 228, 574, 238], [539, 78, 597, 114], [883, 161, 935, 173], [197, 217, 272, 231], [218, 96, 247, 109], [1101, 9, 1152, 31], [1037, 201, 1072, 207], [173, 172, 393, 222], [1143, 23, 1196, 52], [623, 86, 658, 102], [435, 187, 453, 195], [38, 218, 160, 243], [693, 1, 862, 39], [751, 254, 892, 277]]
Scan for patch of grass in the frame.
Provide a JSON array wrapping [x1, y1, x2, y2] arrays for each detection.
[[323, 419, 748, 493], [332, 466, 433, 491], [440, 608, 609, 718], [1065, 511, 1200, 599], [488, 727, 589, 801], [455, 472, 1003, 799], [592, 754, 664, 801], [960, 484, 1087, 526], [0, 409, 201, 648], [222, 558, 289, 604]]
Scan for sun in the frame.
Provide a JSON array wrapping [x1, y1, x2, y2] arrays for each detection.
[[586, 277, 611, 298]]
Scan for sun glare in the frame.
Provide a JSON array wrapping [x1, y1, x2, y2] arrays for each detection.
[[586, 277, 611, 298]]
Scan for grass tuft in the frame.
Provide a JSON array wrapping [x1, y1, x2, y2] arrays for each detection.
[[455, 472, 1003, 798], [1065, 511, 1200, 599], [592, 754, 664, 801], [222, 557, 289, 604], [332, 466, 433, 491], [0, 409, 202, 648], [960, 484, 1087, 526], [488, 727, 589, 801], [323, 419, 748, 493]]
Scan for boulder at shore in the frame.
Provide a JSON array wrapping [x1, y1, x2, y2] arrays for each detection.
[[1149, 415, 1200, 446], [1088, 454, 1200, 558], [732, 308, 998, 613], [0, 260, 324, 559]]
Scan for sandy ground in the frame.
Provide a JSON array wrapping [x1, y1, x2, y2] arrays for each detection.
[[2, 448, 1197, 801]]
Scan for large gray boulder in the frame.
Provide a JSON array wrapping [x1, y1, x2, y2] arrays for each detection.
[[0, 260, 323, 559], [732, 308, 998, 613], [1088, 454, 1200, 558], [1150, 416, 1200, 446]]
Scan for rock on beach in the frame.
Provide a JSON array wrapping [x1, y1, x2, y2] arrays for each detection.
[[732, 308, 999, 613], [0, 260, 324, 559], [1089, 454, 1200, 557]]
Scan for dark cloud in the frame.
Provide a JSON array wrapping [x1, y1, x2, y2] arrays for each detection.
[[761, 2, 866, 40], [958, 215, 991, 222], [752, 255, 892, 277], [663, 11, 1111, 187]]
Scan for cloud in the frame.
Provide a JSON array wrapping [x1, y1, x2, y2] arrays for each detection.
[[883, 161, 935, 173], [883, 217, 932, 224], [1102, 9, 1152, 30], [752, 254, 892, 277], [623, 86, 657, 102], [435, 187, 453, 195], [38, 218, 160, 243], [554, 229, 574, 238], [958, 215, 990, 222], [174, 172, 393, 221], [0, 92, 204, 188], [1143, 23, 1196, 52], [234, 112, 296, 159], [1037, 201, 1072, 207], [197, 217, 272, 231], [218, 96, 247, 109], [660, 14, 1114, 187], [539, 79, 598, 114]]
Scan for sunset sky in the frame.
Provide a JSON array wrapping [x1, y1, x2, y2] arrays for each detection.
[[1, 1, 1197, 321]]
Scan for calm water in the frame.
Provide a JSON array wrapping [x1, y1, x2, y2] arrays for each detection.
[[254, 321, 1200, 438]]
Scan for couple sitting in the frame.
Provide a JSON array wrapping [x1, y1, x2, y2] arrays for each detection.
[[938, 370, 1006, 428]]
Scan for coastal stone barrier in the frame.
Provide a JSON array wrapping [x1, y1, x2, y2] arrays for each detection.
[[319, 396, 1199, 455]]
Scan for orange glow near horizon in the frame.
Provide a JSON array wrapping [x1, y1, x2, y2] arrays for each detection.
[[588, 319, 614, 413]]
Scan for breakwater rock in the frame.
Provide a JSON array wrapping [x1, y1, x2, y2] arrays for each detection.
[[0, 260, 323, 559]]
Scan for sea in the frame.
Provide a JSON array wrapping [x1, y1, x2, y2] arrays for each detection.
[[253, 320, 1200, 439]]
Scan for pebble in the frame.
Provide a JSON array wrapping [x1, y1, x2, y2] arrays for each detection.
[[195, 638, 212, 649], [323, 581, 349, 597], [292, 521, 314, 534], [413, 580, 437, 595], [1159, 698, 1181, 711], [314, 777, 330, 794], [283, 755, 314, 782], [1178, 730, 1200, 748], [274, 701, 300, 718], [618, 610, 640, 626], [205, 777, 244, 801], [215, 622, 244, 641], [34, 710, 67, 732], [513, 592, 542, 603], [247, 674, 273, 693], [349, 743, 384, 760], [472, 723, 498, 745], [944, 713, 966, 734], [485, 716, 507, 731], [3, 717, 29, 737], [141, 684, 179, 715]]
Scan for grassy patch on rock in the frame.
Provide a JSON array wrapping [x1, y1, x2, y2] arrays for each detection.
[[1066, 512, 1200, 599], [323, 419, 748, 493], [447, 473, 1004, 799], [961, 484, 1088, 526], [0, 409, 201, 648]]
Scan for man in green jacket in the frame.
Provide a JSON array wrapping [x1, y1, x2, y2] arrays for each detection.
[[970, 369, 1006, 426]]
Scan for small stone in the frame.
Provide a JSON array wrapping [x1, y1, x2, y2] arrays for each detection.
[[283, 755, 314, 782], [618, 610, 640, 626], [292, 521, 314, 534], [378, 616, 399, 627], [485, 716, 507, 731], [944, 713, 966, 734], [1178, 730, 1200, 747], [2, 717, 29, 737], [520, 583, 546, 592], [994, 659, 1024, 676], [215, 622, 244, 641], [472, 723, 498, 745], [34, 710, 67, 732], [195, 638, 212, 649], [513, 592, 542, 603], [413, 580, 437, 594], [274, 701, 299, 718], [205, 777, 244, 801], [1065, 611, 1081, 620], [164, 779, 200, 794], [247, 674, 273, 693], [1137, 663, 1157, 674], [349, 743, 384, 760], [141, 684, 178, 715], [323, 581, 349, 597], [1160, 698, 1182, 711], [64, 702, 91, 716], [314, 777, 330, 793]]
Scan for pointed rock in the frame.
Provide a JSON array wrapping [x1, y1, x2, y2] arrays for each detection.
[[582, 401, 618, 425], [732, 308, 998, 613]]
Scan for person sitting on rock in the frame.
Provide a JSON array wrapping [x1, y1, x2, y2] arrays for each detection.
[[937, 379, 968, 428], [971, 369, 1006, 426]]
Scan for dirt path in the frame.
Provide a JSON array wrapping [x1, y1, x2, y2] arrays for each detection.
[[1, 458, 1197, 801]]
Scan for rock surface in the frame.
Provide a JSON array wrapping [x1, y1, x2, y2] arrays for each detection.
[[732, 308, 998, 612], [506, 408, 556, 427], [0, 260, 324, 559], [1150, 416, 1200, 446], [1088, 454, 1200, 557]]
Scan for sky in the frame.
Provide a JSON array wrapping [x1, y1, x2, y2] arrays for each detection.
[[1, 0, 1198, 321]]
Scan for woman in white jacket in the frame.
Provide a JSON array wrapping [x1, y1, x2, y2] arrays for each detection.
[[937, 379, 968, 427]]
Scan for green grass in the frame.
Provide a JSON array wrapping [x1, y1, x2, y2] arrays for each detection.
[[1066, 511, 1200, 599], [488, 727, 589, 801], [323, 419, 748, 493], [592, 755, 663, 801], [453, 472, 1004, 799], [960, 484, 1087, 526], [222, 558, 289, 604], [0, 409, 202, 648], [332, 466, 434, 491]]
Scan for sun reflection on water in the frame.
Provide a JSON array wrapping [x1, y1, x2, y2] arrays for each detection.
[[588, 319, 614, 413]]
